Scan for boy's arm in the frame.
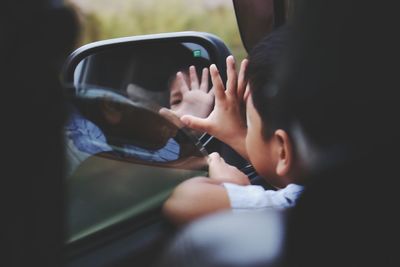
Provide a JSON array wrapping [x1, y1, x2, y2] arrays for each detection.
[[163, 152, 249, 226], [163, 177, 230, 226]]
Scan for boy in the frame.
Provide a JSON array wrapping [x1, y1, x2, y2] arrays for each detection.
[[163, 27, 304, 225]]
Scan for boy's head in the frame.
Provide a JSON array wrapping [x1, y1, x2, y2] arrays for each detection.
[[244, 26, 297, 188]]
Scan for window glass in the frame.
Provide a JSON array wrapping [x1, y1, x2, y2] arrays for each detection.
[[65, 97, 208, 242], [67, 153, 207, 242], [64, 41, 211, 243]]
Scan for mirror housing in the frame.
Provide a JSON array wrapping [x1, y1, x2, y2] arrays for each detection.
[[61, 31, 236, 159], [62, 31, 231, 90]]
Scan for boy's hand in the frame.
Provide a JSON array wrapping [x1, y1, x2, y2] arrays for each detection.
[[181, 56, 249, 159], [208, 152, 250, 185]]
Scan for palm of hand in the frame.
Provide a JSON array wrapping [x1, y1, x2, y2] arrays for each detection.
[[206, 97, 246, 141], [174, 89, 214, 118], [169, 65, 214, 119]]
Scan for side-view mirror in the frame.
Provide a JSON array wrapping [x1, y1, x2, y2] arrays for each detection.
[[62, 31, 231, 149], [61, 32, 237, 244], [62, 31, 231, 96], [61, 31, 233, 165]]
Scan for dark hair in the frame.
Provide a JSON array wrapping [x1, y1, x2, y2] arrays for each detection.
[[246, 25, 289, 140], [277, 1, 398, 154], [282, 2, 399, 267]]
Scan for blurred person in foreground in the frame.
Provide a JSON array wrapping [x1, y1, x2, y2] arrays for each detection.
[[1, 1, 80, 266]]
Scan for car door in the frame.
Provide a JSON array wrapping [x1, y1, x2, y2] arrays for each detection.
[[62, 2, 288, 266], [63, 32, 230, 267]]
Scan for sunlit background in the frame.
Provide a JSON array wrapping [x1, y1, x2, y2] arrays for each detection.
[[66, 0, 247, 62]]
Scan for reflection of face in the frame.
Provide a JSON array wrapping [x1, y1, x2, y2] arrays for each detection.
[[126, 83, 170, 108], [245, 94, 277, 181], [169, 71, 189, 110], [104, 101, 178, 150], [125, 105, 177, 148]]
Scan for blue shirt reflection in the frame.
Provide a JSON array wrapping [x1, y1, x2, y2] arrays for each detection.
[[64, 107, 180, 176]]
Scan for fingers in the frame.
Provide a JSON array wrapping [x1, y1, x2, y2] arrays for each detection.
[[200, 68, 209, 92], [210, 64, 225, 100], [159, 107, 182, 127], [208, 152, 224, 175], [176, 72, 189, 94], [208, 87, 215, 98], [244, 83, 251, 102], [208, 152, 224, 164], [189, 65, 200, 90], [181, 115, 211, 133], [208, 152, 234, 181], [225, 55, 237, 96], [237, 59, 249, 100]]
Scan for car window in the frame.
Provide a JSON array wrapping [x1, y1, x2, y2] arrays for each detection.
[[65, 94, 208, 243], [67, 153, 207, 243], [64, 42, 211, 243], [64, 0, 245, 243]]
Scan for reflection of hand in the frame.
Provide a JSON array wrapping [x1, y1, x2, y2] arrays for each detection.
[[159, 107, 184, 128], [181, 56, 249, 159], [208, 152, 250, 185], [169, 66, 214, 119], [159, 107, 201, 139]]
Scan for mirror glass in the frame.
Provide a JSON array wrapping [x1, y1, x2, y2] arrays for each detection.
[[64, 40, 213, 243], [72, 41, 212, 109]]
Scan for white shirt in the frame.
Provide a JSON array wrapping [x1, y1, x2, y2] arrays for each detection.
[[222, 183, 304, 211]]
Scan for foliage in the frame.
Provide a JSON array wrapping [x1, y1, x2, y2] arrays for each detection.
[[72, 0, 246, 62]]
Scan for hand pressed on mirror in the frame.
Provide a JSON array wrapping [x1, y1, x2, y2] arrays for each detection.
[[168, 65, 214, 119], [181, 56, 249, 159]]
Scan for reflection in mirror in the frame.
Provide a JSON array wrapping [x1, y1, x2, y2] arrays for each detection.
[[65, 92, 206, 174], [64, 41, 213, 243], [72, 41, 212, 112]]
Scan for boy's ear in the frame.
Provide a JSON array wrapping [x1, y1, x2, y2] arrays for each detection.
[[274, 129, 293, 177], [101, 97, 122, 125]]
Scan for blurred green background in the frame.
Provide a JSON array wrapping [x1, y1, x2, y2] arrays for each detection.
[[67, 0, 247, 62]]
